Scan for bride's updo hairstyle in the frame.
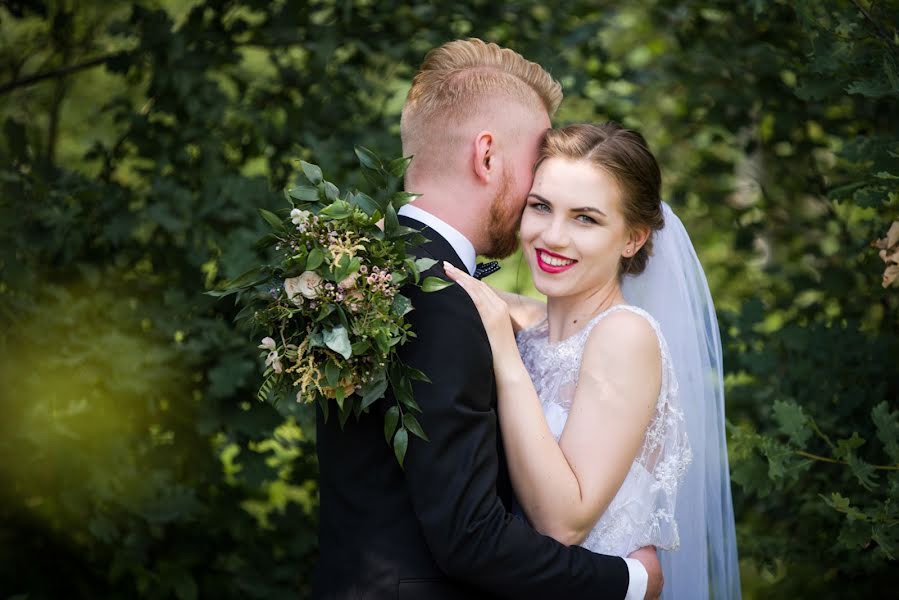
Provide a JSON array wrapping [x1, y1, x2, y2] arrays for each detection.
[[535, 122, 664, 277]]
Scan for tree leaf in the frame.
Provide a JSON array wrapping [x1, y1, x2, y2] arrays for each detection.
[[773, 400, 812, 447]]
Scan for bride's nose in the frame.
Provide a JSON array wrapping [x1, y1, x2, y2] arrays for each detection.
[[540, 217, 570, 249]]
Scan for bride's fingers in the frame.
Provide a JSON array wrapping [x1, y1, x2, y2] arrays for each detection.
[[443, 262, 490, 308]]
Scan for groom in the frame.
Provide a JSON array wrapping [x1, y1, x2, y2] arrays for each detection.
[[313, 39, 662, 599]]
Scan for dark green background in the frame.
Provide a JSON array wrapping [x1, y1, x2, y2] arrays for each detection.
[[1, 1, 897, 598]]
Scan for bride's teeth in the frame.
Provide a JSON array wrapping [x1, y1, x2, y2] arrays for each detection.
[[540, 252, 574, 267]]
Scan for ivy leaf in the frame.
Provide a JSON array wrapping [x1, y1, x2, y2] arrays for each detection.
[[389, 191, 421, 211], [391, 294, 412, 317], [323, 325, 352, 359], [773, 400, 812, 447], [421, 276, 453, 292], [323, 181, 340, 202], [301, 160, 323, 185]]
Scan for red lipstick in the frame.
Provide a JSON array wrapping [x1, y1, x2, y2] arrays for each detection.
[[535, 248, 577, 274]]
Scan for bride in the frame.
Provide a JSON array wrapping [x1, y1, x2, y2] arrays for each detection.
[[444, 123, 741, 599]]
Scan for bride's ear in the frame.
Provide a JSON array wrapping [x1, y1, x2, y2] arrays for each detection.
[[472, 130, 496, 184], [624, 226, 651, 257]]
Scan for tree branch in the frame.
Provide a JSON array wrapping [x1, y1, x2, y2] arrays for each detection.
[[849, 0, 898, 54], [0, 52, 126, 96]]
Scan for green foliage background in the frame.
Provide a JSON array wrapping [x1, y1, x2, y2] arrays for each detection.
[[0, 0, 896, 598]]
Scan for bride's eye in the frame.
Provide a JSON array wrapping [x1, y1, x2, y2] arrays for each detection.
[[575, 214, 597, 224], [529, 202, 550, 212]]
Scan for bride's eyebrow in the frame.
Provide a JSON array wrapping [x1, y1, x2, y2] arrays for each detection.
[[527, 193, 551, 204]]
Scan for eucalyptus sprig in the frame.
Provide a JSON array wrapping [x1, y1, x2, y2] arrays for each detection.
[[208, 147, 452, 466]]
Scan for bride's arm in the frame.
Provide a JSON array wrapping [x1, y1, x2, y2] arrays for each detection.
[[501, 311, 660, 544], [445, 263, 660, 545]]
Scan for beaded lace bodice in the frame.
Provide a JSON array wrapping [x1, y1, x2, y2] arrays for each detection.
[[515, 304, 691, 557]]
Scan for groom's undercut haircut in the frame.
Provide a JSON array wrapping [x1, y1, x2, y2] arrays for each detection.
[[401, 38, 562, 180]]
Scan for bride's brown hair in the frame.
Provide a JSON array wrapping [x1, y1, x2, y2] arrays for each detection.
[[536, 122, 664, 276]]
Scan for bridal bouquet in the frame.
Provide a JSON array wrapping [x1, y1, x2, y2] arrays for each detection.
[[210, 147, 450, 465]]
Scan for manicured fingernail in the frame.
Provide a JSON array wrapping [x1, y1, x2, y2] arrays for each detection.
[[443, 261, 454, 270]]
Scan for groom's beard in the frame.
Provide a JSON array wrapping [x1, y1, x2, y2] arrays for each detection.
[[484, 170, 521, 259]]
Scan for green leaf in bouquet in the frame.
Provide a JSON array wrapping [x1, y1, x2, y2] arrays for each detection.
[[391, 271, 408, 286], [384, 405, 399, 444], [389, 191, 421, 211], [309, 330, 325, 348], [351, 340, 371, 355], [306, 247, 324, 270], [324, 360, 341, 387], [301, 160, 323, 185], [421, 276, 454, 292], [259, 208, 286, 232], [391, 294, 413, 317], [361, 371, 389, 410], [414, 257, 438, 272], [288, 185, 319, 202], [254, 233, 281, 250], [405, 365, 431, 383], [389, 225, 425, 239], [354, 145, 383, 171], [323, 181, 340, 202], [403, 414, 429, 442], [315, 302, 336, 322], [386, 155, 414, 178], [373, 329, 391, 354], [384, 202, 399, 236], [393, 428, 409, 467], [389, 362, 417, 412], [349, 191, 382, 216], [338, 396, 352, 428], [206, 267, 268, 297], [319, 396, 330, 423], [320, 200, 353, 220], [324, 325, 352, 359]]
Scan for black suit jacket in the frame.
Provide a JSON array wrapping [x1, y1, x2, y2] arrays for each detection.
[[312, 216, 630, 599]]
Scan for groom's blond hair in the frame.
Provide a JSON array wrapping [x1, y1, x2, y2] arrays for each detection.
[[401, 39, 562, 181]]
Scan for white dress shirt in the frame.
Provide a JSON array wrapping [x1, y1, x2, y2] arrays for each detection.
[[397, 203, 649, 600]]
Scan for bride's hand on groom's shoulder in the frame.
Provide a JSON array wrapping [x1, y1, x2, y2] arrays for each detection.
[[443, 262, 519, 362]]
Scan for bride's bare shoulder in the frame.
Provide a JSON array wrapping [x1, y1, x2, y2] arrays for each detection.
[[495, 289, 546, 334]]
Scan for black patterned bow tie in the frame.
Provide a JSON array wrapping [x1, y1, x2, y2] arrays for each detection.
[[473, 261, 501, 280]]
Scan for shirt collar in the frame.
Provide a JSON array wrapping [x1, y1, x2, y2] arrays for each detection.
[[398, 204, 477, 276]]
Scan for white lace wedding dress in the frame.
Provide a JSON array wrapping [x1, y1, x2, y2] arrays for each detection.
[[515, 304, 692, 557]]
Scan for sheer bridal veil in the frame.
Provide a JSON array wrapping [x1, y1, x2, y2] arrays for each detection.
[[621, 202, 742, 600]]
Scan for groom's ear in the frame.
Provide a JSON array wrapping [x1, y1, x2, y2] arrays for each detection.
[[473, 130, 495, 184]]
